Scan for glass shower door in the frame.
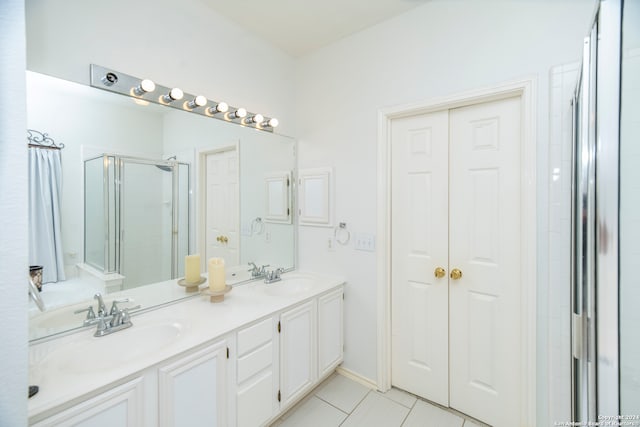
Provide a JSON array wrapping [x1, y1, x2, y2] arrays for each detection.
[[120, 159, 173, 289]]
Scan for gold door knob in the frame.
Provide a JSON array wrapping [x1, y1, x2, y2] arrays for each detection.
[[216, 236, 222, 242], [222, 236, 228, 244], [434, 267, 446, 279], [450, 268, 463, 280]]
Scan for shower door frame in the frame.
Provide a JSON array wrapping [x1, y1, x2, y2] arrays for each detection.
[[570, 0, 622, 422], [84, 154, 190, 281]]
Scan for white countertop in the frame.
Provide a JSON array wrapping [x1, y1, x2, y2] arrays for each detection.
[[28, 271, 344, 421]]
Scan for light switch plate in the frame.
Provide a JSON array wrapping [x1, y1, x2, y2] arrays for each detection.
[[354, 233, 376, 252]]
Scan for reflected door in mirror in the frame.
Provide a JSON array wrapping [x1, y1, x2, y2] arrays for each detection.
[[205, 149, 239, 266]]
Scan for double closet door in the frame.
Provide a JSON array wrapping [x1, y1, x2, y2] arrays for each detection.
[[391, 96, 522, 427]]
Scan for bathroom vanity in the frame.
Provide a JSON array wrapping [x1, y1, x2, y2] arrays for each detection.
[[28, 272, 344, 427]]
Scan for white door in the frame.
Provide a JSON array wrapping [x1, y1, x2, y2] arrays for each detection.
[[391, 110, 450, 406], [448, 97, 521, 426], [205, 149, 239, 266], [391, 96, 522, 427]]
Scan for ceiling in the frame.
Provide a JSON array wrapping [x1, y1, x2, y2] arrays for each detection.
[[202, 0, 430, 57]]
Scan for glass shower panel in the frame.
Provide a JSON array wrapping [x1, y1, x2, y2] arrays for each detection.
[[84, 156, 105, 270], [120, 159, 173, 289], [620, 0, 640, 415], [176, 162, 190, 278]]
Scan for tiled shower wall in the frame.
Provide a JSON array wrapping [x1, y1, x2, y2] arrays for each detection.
[[547, 62, 579, 424]]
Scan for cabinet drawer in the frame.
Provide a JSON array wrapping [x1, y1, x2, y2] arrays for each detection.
[[237, 342, 273, 384], [237, 317, 272, 356]]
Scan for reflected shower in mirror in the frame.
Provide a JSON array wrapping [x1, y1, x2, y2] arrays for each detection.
[[27, 70, 296, 341]]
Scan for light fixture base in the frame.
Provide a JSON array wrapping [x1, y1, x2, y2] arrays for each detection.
[[89, 64, 275, 133]]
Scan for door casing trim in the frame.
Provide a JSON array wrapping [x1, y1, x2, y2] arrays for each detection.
[[376, 77, 537, 426]]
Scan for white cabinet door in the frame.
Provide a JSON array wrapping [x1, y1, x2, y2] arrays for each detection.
[[236, 317, 279, 427], [279, 300, 317, 408], [318, 288, 343, 378], [32, 377, 144, 427], [158, 340, 228, 427]]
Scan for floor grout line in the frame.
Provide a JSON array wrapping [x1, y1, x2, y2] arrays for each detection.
[[311, 394, 350, 417], [277, 373, 494, 427]]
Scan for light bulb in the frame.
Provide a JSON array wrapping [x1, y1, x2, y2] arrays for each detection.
[[187, 95, 207, 109], [162, 88, 184, 103], [248, 114, 264, 124], [207, 102, 229, 115], [216, 102, 229, 113], [133, 79, 155, 96], [266, 118, 279, 128], [229, 108, 247, 119]]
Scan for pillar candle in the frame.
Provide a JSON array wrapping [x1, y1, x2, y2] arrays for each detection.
[[208, 257, 226, 292], [185, 254, 201, 283]]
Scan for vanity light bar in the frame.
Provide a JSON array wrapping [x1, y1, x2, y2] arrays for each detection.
[[89, 64, 278, 132]]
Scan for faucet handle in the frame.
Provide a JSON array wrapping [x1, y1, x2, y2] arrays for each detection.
[[74, 306, 96, 325], [121, 305, 142, 324], [110, 298, 131, 315]]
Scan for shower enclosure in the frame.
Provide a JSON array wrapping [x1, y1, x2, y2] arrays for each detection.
[[84, 154, 190, 289], [571, 0, 639, 422]]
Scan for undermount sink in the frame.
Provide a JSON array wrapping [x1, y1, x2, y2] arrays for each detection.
[[38, 321, 186, 375], [259, 274, 315, 296]]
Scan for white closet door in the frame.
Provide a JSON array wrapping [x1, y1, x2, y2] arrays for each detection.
[[448, 96, 522, 427], [205, 149, 239, 266], [391, 110, 449, 406]]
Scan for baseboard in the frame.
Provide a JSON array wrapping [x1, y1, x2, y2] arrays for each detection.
[[335, 366, 377, 390]]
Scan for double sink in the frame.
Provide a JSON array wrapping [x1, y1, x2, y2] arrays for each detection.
[[30, 273, 317, 378]]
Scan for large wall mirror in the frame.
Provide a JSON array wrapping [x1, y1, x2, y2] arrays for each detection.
[[27, 71, 296, 341]]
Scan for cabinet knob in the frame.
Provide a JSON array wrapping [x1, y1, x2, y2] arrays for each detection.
[[434, 267, 446, 279], [450, 268, 463, 280]]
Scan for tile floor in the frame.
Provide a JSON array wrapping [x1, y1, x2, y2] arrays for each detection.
[[270, 373, 491, 427]]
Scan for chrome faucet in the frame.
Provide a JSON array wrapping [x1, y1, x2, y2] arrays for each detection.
[[87, 303, 141, 337], [76, 293, 140, 335], [28, 278, 46, 312], [248, 262, 269, 278], [94, 293, 107, 317], [264, 268, 284, 284]]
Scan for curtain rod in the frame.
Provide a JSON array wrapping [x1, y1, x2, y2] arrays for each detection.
[[27, 129, 65, 150]]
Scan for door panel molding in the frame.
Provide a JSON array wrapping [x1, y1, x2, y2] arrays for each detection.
[[377, 78, 537, 426]]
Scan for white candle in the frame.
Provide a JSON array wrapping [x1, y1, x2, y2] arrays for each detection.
[[185, 254, 201, 283], [208, 257, 226, 292]]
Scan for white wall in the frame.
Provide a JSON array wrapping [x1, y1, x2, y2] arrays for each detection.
[[25, 0, 297, 137], [620, 0, 640, 412], [0, 0, 28, 425], [294, 0, 594, 423]]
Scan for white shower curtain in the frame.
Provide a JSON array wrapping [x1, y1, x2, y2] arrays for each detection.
[[29, 147, 65, 283]]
